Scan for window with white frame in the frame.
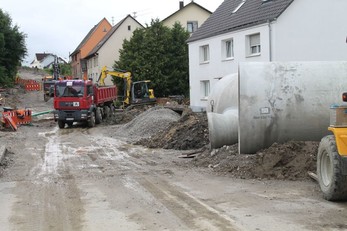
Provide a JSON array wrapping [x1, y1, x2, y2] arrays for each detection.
[[247, 33, 261, 55], [200, 80, 210, 99], [187, 21, 198, 33], [222, 39, 234, 60], [200, 45, 210, 63]]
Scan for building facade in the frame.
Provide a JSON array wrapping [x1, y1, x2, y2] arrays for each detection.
[[85, 15, 143, 85], [187, 0, 347, 112]]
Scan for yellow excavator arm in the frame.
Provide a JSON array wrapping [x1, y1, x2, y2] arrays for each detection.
[[98, 66, 156, 107], [98, 66, 132, 105]]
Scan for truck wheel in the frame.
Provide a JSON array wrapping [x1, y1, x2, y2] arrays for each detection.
[[58, 120, 65, 129], [95, 108, 102, 124], [88, 111, 96, 127], [317, 135, 347, 201], [103, 106, 110, 119], [110, 105, 115, 115]]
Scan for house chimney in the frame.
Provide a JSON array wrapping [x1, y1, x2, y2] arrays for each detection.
[[179, 1, 184, 9]]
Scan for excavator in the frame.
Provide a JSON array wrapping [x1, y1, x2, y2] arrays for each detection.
[[317, 92, 347, 201], [42, 56, 60, 102], [97, 66, 156, 108]]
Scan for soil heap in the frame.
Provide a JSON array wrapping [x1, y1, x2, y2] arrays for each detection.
[[112, 106, 318, 181]]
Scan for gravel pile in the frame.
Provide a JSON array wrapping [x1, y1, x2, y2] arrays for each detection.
[[113, 107, 180, 142]]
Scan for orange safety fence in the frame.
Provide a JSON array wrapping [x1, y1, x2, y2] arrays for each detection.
[[1, 109, 32, 131], [15, 77, 42, 91], [24, 83, 41, 91]]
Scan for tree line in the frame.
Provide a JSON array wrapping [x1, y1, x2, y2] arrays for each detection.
[[114, 19, 190, 97], [0, 9, 26, 87]]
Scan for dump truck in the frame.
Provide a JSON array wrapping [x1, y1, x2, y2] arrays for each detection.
[[317, 93, 347, 201], [53, 79, 117, 128]]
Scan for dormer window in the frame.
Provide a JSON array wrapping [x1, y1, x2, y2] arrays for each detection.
[[232, 0, 246, 14]]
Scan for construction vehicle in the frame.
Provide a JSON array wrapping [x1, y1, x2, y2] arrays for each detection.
[[317, 93, 347, 201], [42, 56, 61, 102], [98, 66, 156, 108], [53, 79, 117, 128]]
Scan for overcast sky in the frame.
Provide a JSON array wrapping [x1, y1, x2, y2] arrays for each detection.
[[0, 0, 223, 65]]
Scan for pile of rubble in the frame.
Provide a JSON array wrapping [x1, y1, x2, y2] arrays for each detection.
[[112, 107, 318, 181]]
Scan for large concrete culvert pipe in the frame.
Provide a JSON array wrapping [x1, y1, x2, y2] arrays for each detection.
[[207, 73, 239, 149]]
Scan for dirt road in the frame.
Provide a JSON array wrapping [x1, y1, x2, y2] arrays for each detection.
[[0, 119, 346, 231], [0, 74, 346, 230]]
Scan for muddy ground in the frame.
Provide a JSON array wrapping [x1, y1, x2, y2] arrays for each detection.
[[1, 68, 319, 182], [1, 68, 346, 231]]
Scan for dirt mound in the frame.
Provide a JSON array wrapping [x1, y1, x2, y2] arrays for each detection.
[[136, 108, 209, 150], [190, 141, 319, 180], [112, 107, 181, 141]]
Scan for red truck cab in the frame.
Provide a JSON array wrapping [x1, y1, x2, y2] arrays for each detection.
[[53, 80, 117, 128]]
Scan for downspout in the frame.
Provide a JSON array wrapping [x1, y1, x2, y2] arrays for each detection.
[[268, 19, 273, 61]]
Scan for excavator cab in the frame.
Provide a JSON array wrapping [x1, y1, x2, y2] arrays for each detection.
[[317, 92, 347, 201], [131, 80, 156, 105]]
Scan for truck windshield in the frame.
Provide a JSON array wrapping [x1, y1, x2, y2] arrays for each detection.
[[55, 81, 84, 97]]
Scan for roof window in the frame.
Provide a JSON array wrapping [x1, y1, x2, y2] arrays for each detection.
[[232, 0, 246, 14]]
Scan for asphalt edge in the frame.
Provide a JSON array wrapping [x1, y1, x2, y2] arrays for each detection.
[[0, 146, 7, 163]]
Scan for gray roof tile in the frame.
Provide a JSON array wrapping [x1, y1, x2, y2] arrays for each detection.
[[187, 0, 294, 43]]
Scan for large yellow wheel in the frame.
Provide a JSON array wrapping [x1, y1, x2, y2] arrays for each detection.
[[317, 135, 347, 201]]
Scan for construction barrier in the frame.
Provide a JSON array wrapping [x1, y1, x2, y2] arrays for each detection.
[[24, 83, 41, 91], [15, 77, 42, 91], [1, 109, 32, 131]]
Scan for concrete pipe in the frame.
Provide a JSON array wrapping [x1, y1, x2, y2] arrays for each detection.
[[208, 108, 238, 149], [207, 73, 238, 113], [238, 61, 347, 154], [207, 73, 239, 149]]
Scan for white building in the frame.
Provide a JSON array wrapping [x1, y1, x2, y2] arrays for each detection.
[[29, 53, 66, 69], [85, 15, 143, 84], [187, 0, 347, 112], [162, 1, 212, 34]]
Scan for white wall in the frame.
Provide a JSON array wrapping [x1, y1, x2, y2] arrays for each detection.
[[41, 56, 55, 68], [88, 17, 143, 85], [272, 0, 347, 61], [188, 24, 270, 112], [163, 4, 211, 31]]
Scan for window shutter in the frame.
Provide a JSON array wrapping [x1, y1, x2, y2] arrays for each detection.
[[250, 34, 260, 46]]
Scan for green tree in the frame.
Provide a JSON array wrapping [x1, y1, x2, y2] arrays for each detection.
[[45, 62, 72, 76], [114, 19, 190, 97], [0, 9, 27, 87]]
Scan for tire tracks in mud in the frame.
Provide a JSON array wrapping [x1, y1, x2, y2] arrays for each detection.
[[138, 176, 240, 231], [9, 127, 85, 231], [3, 124, 242, 230], [80, 130, 241, 230]]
